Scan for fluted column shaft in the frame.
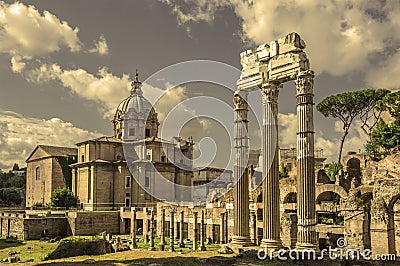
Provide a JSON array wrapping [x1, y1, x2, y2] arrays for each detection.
[[148, 208, 155, 251], [250, 211, 257, 245], [175, 217, 179, 239], [159, 208, 165, 251], [193, 212, 198, 250], [295, 70, 317, 249], [232, 92, 251, 246], [179, 211, 185, 247], [199, 210, 206, 251], [169, 210, 175, 252], [131, 208, 137, 248], [261, 83, 282, 250], [144, 208, 149, 243], [225, 212, 228, 243], [220, 212, 225, 244]]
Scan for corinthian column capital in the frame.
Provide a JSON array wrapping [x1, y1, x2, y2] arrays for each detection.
[[233, 93, 248, 110], [295, 70, 314, 95], [261, 83, 281, 104]]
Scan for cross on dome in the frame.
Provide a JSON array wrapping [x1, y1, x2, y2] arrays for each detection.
[[131, 69, 143, 96]]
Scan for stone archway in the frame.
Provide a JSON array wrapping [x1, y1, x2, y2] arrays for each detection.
[[284, 192, 297, 204], [387, 195, 400, 255], [316, 184, 348, 200], [232, 32, 316, 250], [370, 179, 400, 255], [317, 169, 331, 184]]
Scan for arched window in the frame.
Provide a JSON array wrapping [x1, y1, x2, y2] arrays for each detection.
[[81, 155, 85, 162], [35, 167, 40, 180]]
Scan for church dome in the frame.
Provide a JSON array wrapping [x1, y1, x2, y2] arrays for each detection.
[[112, 70, 159, 139], [116, 72, 153, 116]]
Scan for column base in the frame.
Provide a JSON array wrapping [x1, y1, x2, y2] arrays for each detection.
[[296, 225, 318, 250], [148, 247, 155, 251], [260, 238, 283, 252], [158, 243, 165, 251], [199, 246, 207, 251], [231, 235, 253, 247]]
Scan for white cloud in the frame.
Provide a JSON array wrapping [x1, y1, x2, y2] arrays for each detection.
[[10, 55, 28, 73], [160, 0, 400, 86], [0, 1, 81, 57], [160, 0, 230, 25], [0, 1, 81, 73], [26, 64, 132, 119], [0, 1, 109, 73], [278, 113, 297, 148], [0, 109, 101, 170], [89, 35, 109, 55]]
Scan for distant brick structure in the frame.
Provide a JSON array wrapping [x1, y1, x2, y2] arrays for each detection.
[[25, 145, 77, 207]]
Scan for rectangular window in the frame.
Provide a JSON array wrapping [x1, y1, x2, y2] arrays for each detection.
[[145, 176, 150, 188], [161, 155, 166, 162], [129, 128, 135, 136], [125, 176, 130, 188], [145, 128, 150, 137], [146, 149, 152, 160], [125, 198, 130, 207]]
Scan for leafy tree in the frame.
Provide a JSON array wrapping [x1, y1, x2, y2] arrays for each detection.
[[376, 91, 400, 124], [358, 88, 390, 138], [365, 119, 400, 160], [326, 162, 343, 182], [4, 174, 26, 188], [50, 188, 77, 209], [12, 163, 19, 171], [317, 89, 388, 163], [0, 188, 22, 206]]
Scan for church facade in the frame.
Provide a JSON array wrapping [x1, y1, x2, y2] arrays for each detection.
[[70, 72, 195, 210]]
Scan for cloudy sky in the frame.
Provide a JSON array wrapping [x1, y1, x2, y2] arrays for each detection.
[[0, 0, 399, 170]]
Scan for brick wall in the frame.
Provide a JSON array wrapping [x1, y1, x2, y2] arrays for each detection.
[[23, 217, 68, 240], [68, 211, 120, 235]]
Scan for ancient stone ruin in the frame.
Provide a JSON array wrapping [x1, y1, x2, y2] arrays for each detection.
[[233, 32, 316, 250]]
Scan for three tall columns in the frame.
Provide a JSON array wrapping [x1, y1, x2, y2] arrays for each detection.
[[232, 70, 317, 250], [232, 92, 252, 246]]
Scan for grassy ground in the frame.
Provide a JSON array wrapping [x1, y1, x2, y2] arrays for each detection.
[[0, 235, 241, 265], [0, 237, 380, 265], [0, 236, 327, 266], [0, 238, 58, 262], [35, 250, 242, 266]]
